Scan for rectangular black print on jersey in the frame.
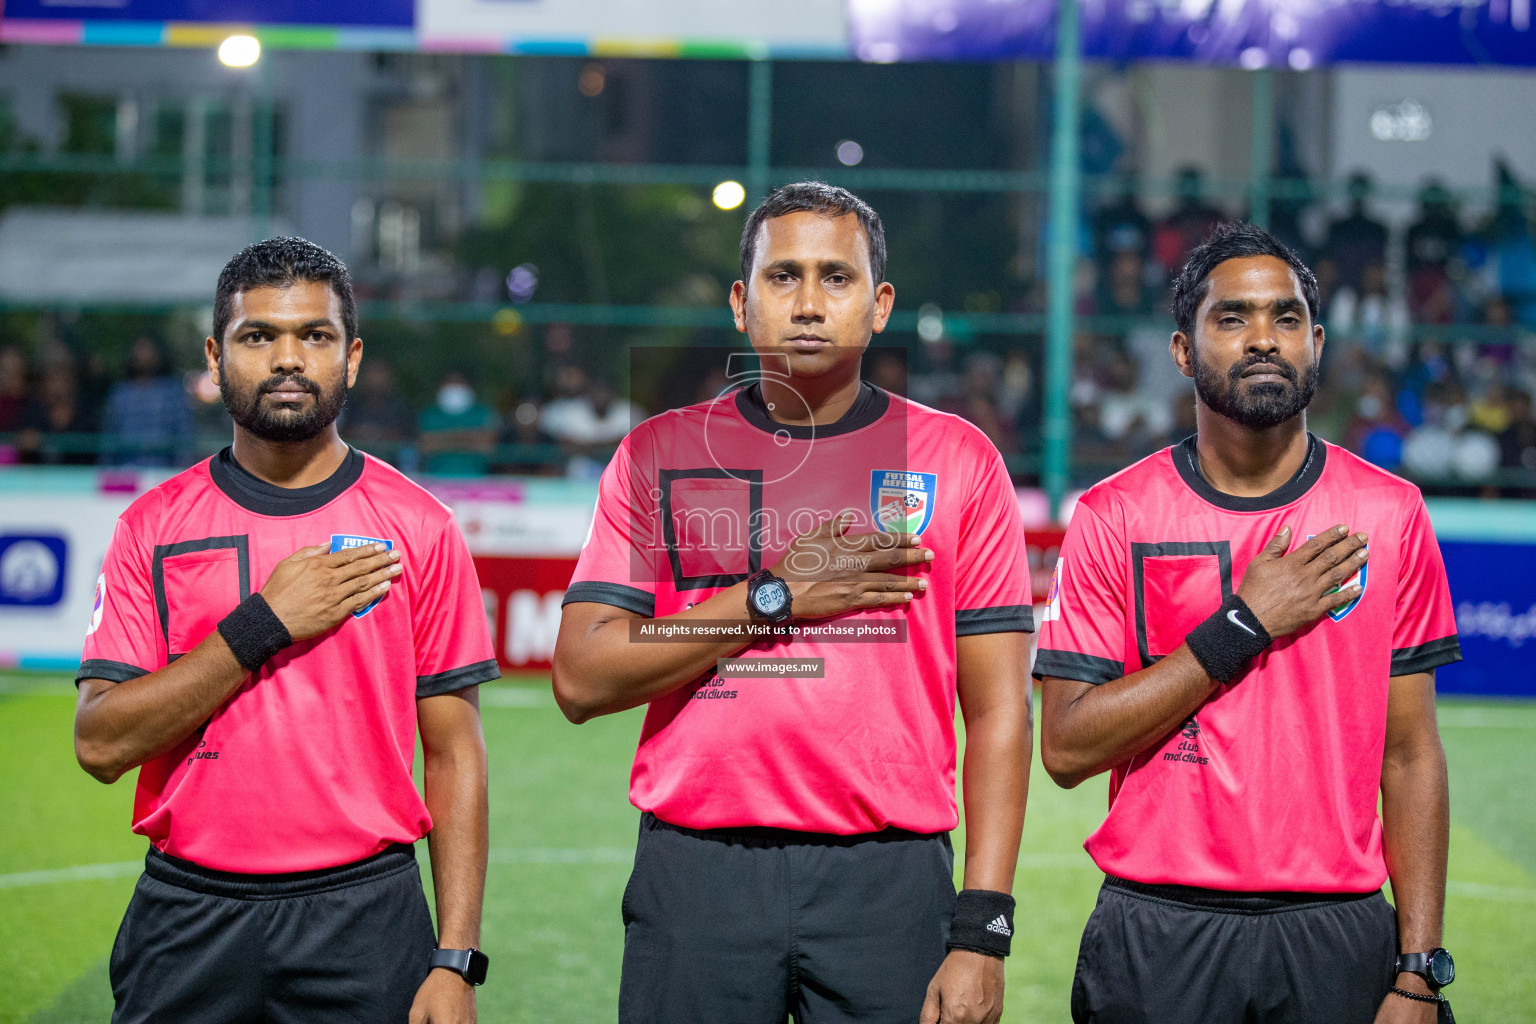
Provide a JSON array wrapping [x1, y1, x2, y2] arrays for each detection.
[[153, 536, 251, 658], [1132, 541, 1233, 669], [658, 468, 763, 592]]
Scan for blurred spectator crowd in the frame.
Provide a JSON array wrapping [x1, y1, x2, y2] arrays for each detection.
[[3, 167, 1536, 497], [0, 333, 645, 482], [0, 335, 195, 468], [900, 165, 1536, 496], [347, 359, 642, 479]]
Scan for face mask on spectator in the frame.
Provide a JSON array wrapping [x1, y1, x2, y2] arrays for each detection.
[[1357, 394, 1383, 419], [438, 383, 474, 415]]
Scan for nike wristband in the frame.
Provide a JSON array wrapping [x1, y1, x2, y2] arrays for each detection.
[[947, 889, 1015, 958], [216, 593, 293, 672], [1184, 593, 1272, 684]]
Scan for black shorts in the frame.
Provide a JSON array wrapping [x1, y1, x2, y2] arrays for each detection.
[[1071, 875, 1398, 1024], [109, 843, 436, 1024], [619, 812, 956, 1024]]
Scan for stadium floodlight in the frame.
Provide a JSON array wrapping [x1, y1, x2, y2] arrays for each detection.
[[218, 34, 262, 68], [836, 140, 865, 166], [713, 181, 746, 211]]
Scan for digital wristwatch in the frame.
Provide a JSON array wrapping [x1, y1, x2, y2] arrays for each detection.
[[745, 569, 793, 624], [429, 947, 489, 986]]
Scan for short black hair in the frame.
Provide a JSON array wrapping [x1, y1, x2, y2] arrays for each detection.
[[1171, 221, 1320, 338], [739, 181, 887, 287], [213, 236, 357, 345]]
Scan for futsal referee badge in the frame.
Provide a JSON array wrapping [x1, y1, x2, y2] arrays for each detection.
[[1307, 533, 1366, 621], [330, 534, 394, 618], [871, 471, 937, 536], [1326, 562, 1366, 621]]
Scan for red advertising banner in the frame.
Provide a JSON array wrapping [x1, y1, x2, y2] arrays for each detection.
[[475, 556, 575, 673]]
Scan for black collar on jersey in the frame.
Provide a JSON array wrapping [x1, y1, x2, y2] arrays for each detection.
[[210, 445, 365, 516], [1173, 432, 1326, 512], [734, 380, 890, 440]]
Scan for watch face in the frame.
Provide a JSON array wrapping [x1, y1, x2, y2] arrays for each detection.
[[464, 948, 489, 986], [1428, 949, 1454, 987], [755, 580, 789, 616]]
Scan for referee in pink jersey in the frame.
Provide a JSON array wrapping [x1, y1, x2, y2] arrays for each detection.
[[554, 183, 1035, 1024], [1038, 223, 1461, 1024], [75, 238, 497, 1023]]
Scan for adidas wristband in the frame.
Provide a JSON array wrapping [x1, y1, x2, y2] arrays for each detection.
[[947, 889, 1015, 958], [1184, 593, 1272, 685], [216, 593, 293, 672]]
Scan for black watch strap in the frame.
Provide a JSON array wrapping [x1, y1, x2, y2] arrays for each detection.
[[429, 947, 489, 986], [1397, 948, 1454, 990]]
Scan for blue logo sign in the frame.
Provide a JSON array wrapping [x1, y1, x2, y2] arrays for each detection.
[[1442, 540, 1536, 698], [870, 470, 937, 536], [0, 534, 67, 607], [329, 535, 393, 618]]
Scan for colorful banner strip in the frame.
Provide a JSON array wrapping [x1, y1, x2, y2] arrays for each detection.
[[0, 18, 844, 57], [0, 19, 417, 50]]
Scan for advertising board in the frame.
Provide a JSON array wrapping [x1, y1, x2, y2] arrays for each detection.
[[416, 0, 847, 56]]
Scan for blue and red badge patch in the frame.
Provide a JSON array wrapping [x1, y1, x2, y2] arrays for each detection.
[[1305, 533, 1367, 622], [1327, 562, 1367, 621], [870, 471, 937, 536], [330, 534, 394, 618]]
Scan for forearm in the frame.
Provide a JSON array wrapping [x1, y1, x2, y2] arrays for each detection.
[[553, 582, 769, 721], [1381, 743, 1448, 958], [74, 631, 247, 783], [423, 730, 489, 949], [1041, 646, 1217, 788], [959, 701, 1030, 893]]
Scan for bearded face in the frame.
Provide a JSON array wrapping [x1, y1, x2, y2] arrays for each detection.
[[219, 357, 347, 443], [1191, 347, 1319, 430]]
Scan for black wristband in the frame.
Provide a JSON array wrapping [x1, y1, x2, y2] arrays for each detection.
[[216, 593, 293, 671], [946, 889, 1015, 958], [1183, 593, 1272, 684]]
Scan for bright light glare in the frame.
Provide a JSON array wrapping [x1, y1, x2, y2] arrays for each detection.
[[1371, 100, 1432, 142], [218, 34, 261, 68], [713, 181, 746, 211], [917, 302, 944, 343], [836, 140, 864, 166]]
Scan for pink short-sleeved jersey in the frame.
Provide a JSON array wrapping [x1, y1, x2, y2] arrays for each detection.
[[79, 448, 499, 873], [565, 382, 1033, 835], [1034, 435, 1461, 892]]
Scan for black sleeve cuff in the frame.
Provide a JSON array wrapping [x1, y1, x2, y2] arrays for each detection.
[[1391, 635, 1463, 675], [956, 605, 1035, 636], [417, 659, 502, 698], [75, 659, 151, 687], [562, 581, 656, 618], [1031, 649, 1124, 684]]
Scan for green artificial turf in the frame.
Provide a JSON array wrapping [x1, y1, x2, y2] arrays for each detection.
[[2, 674, 1532, 1022]]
